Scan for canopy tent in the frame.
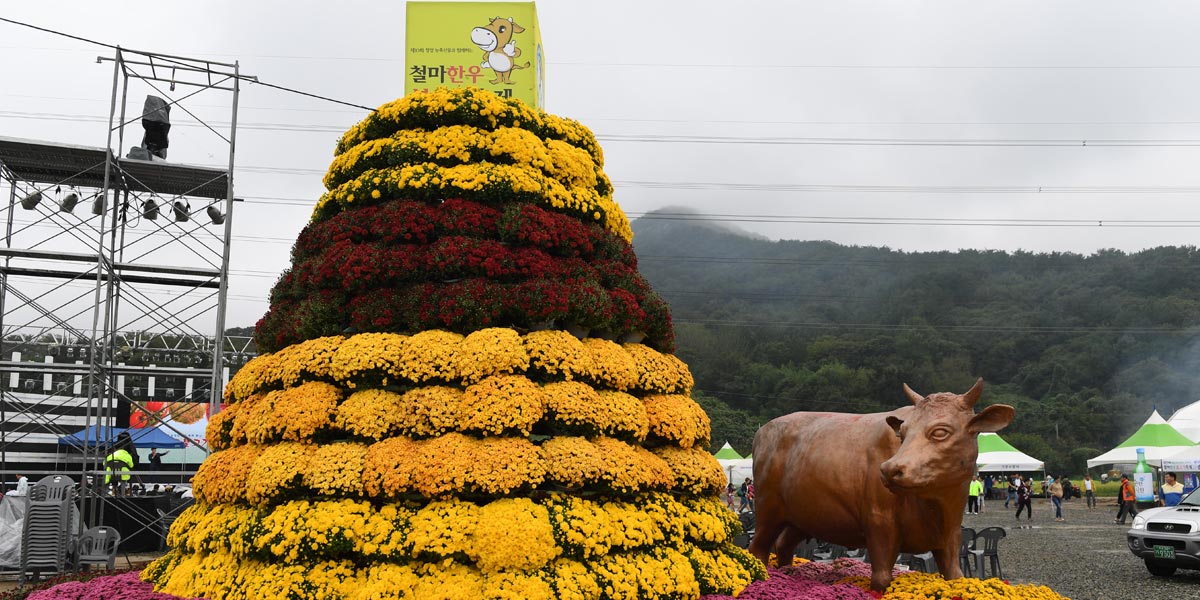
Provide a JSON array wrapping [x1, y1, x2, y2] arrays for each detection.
[[975, 432, 1045, 472], [713, 442, 743, 460], [1168, 399, 1200, 443], [1087, 410, 1196, 468], [58, 426, 187, 450]]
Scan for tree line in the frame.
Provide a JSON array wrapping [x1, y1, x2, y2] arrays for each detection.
[[632, 213, 1200, 475]]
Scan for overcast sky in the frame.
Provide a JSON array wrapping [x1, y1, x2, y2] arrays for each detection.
[[4, 1, 1200, 329]]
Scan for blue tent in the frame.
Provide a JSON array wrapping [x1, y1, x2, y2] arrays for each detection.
[[58, 426, 187, 449]]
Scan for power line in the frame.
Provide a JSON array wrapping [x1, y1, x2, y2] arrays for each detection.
[[0, 17, 374, 112], [599, 133, 1200, 147], [12, 44, 1200, 71], [553, 61, 1200, 71], [672, 318, 1194, 335], [19, 110, 1200, 148]]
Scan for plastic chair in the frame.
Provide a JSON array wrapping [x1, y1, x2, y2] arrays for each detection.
[[796, 538, 819, 561], [958, 527, 979, 577], [156, 509, 179, 551], [20, 476, 75, 585], [75, 527, 121, 571], [974, 527, 1007, 579], [911, 551, 937, 573]]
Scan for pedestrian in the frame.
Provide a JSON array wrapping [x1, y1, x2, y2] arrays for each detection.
[[1061, 476, 1072, 502], [1114, 474, 1138, 524], [724, 483, 736, 510], [967, 475, 983, 514], [1050, 477, 1065, 521], [983, 475, 994, 502], [1082, 473, 1096, 509], [13, 474, 29, 496], [737, 478, 751, 513], [1015, 478, 1033, 520], [1160, 472, 1185, 507], [746, 480, 755, 512], [1005, 473, 1017, 509], [149, 447, 169, 470]]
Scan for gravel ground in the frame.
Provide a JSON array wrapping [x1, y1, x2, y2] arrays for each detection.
[[963, 495, 1200, 600]]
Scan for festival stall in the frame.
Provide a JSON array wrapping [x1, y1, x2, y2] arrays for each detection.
[[1159, 444, 1200, 493], [714, 442, 753, 486], [975, 432, 1044, 473], [1087, 409, 1195, 468]]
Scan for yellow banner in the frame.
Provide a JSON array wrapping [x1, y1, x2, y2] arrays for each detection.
[[406, 1, 544, 108]]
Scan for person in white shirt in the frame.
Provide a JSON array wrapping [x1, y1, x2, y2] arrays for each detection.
[[1082, 473, 1096, 509], [12, 474, 29, 496]]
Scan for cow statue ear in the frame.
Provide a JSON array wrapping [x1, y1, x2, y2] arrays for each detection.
[[962, 377, 984, 408], [967, 404, 1015, 434], [902, 383, 923, 405], [886, 415, 904, 436]]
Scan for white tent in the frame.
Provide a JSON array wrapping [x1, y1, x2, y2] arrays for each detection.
[[1087, 409, 1196, 468], [1161, 444, 1200, 473], [714, 444, 753, 487], [1168, 399, 1200, 443], [975, 432, 1045, 472]]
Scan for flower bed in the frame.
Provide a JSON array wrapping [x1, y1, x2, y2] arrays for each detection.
[[698, 559, 1070, 600], [22, 558, 1073, 600]]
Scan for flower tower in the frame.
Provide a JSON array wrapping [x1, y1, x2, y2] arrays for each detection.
[[143, 88, 764, 600]]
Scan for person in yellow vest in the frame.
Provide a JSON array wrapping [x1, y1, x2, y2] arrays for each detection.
[[104, 446, 134, 495], [967, 475, 983, 514]]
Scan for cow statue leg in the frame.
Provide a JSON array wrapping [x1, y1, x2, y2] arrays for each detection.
[[931, 544, 960, 580], [864, 533, 900, 592], [772, 525, 804, 567], [748, 501, 787, 566]]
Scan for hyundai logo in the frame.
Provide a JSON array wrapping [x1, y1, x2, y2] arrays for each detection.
[[1164, 524, 1175, 531]]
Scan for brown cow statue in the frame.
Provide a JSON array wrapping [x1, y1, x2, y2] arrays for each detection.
[[749, 378, 1014, 592]]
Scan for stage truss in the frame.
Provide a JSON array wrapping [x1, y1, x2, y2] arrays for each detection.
[[0, 47, 258, 546]]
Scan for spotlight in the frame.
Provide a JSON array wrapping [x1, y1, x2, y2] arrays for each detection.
[[91, 193, 106, 216], [59, 187, 79, 213], [172, 200, 189, 222], [19, 190, 42, 210], [142, 199, 159, 221], [206, 204, 225, 225]]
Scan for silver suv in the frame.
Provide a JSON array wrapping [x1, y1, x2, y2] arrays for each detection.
[[1127, 488, 1200, 576]]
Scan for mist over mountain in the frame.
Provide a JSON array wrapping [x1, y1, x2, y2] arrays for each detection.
[[631, 214, 1200, 474], [631, 207, 770, 241]]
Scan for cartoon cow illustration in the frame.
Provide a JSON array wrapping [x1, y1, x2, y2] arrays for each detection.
[[471, 17, 531, 85]]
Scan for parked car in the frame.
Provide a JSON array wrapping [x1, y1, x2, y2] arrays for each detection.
[[1126, 488, 1200, 576]]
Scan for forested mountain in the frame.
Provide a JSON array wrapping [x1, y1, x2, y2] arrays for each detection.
[[632, 210, 1200, 475]]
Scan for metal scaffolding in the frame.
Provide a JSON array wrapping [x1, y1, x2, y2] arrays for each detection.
[[0, 47, 257, 542]]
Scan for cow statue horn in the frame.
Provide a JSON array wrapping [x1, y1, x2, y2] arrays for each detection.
[[962, 377, 984, 408], [902, 383, 923, 405]]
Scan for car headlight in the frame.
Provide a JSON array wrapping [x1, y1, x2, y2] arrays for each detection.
[[1132, 515, 1147, 530]]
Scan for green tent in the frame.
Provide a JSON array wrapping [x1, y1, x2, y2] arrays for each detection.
[[713, 442, 743, 460], [976, 432, 1044, 472], [1087, 410, 1196, 468]]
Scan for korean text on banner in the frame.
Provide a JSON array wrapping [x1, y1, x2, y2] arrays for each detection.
[[406, 1, 545, 108]]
